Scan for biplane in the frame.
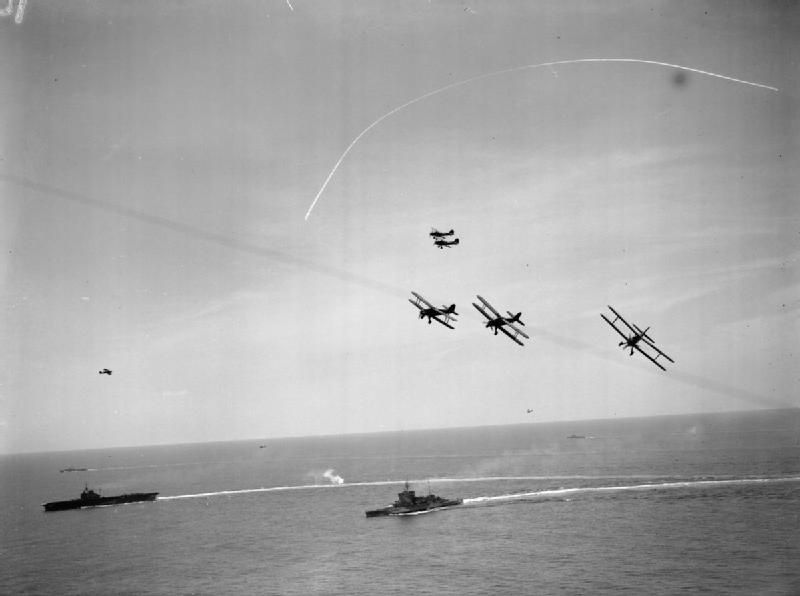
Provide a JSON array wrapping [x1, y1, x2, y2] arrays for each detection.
[[600, 305, 674, 371], [472, 295, 530, 346], [429, 228, 455, 239], [408, 292, 458, 329], [433, 237, 460, 249], [98, 368, 112, 375]]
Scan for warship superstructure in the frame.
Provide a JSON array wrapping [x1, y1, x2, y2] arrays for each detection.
[[366, 481, 462, 517]]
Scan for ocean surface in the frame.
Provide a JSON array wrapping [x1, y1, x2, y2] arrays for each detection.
[[2, 409, 799, 595]]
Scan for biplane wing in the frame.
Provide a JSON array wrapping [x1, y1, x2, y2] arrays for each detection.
[[433, 316, 455, 329], [633, 344, 667, 371], [606, 305, 638, 335], [472, 301, 493, 322], [498, 324, 526, 346], [476, 295, 502, 318], [504, 322, 529, 340], [411, 291, 434, 309], [408, 298, 424, 312], [601, 313, 630, 342], [641, 337, 674, 364]]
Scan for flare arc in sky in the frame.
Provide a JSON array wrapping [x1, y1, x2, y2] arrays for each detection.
[[304, 57, 779, 220]]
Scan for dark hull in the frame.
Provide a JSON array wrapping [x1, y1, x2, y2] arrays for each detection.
[[43, 492, 158, 512], [366, 498, 462, 517]]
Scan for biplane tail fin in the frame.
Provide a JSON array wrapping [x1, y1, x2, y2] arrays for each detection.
[[506, 311, 525, 325], [444, 304, 458, 315]]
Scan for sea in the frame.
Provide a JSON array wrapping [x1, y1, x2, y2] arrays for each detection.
[[2, 408, 799, 595]]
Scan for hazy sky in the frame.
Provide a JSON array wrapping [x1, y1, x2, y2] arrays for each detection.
[[1, 1, 797, 453]]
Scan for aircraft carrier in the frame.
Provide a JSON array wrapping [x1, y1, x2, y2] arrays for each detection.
[[43, 486, 158, 512]]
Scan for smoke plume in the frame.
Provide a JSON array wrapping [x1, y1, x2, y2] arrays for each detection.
[[323, 469, 344, 485]]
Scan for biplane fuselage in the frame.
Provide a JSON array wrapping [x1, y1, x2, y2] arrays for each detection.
[[429, 228, 455, 239], [485, 318, 509, 331], [621, 329, 647, 350], [419, 304, 456, 321], [483, 311, 522, 331], [434, 238, 459, 249]]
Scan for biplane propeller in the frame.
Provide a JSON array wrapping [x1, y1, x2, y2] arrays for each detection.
[[408, 292, 458, 329], [472, 295, 530, 346], [600, 305, 674, 371]]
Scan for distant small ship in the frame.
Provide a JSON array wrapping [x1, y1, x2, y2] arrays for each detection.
[[59, 467, 89, 473], [365, 482, 462, 517], [567, 434, 586, 439], [43, 486, 158, 512]]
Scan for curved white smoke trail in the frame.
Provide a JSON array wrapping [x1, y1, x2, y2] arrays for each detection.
[[304, 58, 778, 220]]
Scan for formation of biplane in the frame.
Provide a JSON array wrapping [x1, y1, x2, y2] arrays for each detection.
[[412, 228, 675, 370], [409, 291, 530, 346], [430, 227, 460, 249]]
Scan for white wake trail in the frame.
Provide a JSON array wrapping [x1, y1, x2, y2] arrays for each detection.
[[155, 475, 652, 500], [464, 476, 800, 504], [156, 476, 576, 500], [158, 479, 396, 500], [304, 57, 778, 220], [156, 475, 798, 502]]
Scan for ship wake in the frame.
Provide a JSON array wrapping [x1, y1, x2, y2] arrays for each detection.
[[463, 476, 800, 505], [156, 475, 799, 502]]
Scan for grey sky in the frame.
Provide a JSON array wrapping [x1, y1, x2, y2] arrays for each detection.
[[1, 1, 797, 453]]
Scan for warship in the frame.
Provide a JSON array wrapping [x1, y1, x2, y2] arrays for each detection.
[[43, 485, 158, 512], [365, 481, 462, 517]]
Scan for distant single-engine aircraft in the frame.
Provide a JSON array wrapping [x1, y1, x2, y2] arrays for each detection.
[[526, 409, 534, 414], [433, 237, 460, 249], [408, 291, 458, 329], [472, 295, 530, 346], [600, 305, 674, 371], [98, 368, 112, 375], [429, 228, 455, 239]]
